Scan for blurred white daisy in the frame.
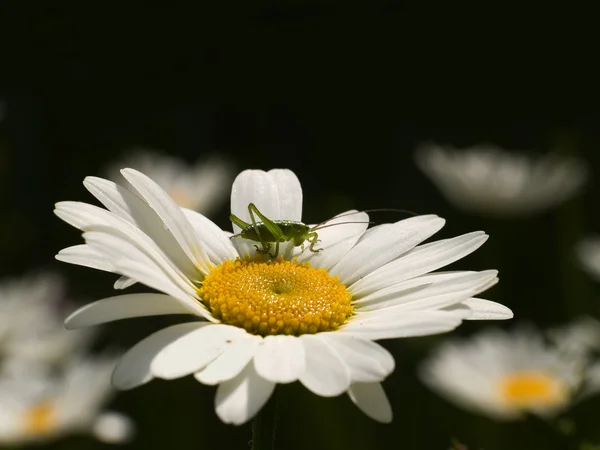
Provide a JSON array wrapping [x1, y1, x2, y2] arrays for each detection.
[[0, 272, 59, 344], [576, 237, 600, 282], [107, 148, 233, 214], [55, 168, 512, 425], [548, 317, 600, 401], [0, 273, 95, 371], [0, 357, 134, 445], [583, 361, 600, 400], [415, 144, 588, 218], [420, 325, 598, 420], [548, 316, 600, 357]]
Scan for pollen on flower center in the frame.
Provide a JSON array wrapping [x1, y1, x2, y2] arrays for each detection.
[[198, 257, 353, 336], [22, 402, 56, 435], [498, 371, 569, 409]]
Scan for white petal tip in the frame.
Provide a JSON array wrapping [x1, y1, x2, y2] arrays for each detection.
[[113, 276, 137, 290], [373, 413, 393, 424], [348, 383, 393, 423], [461, 298, 514, 320], [82, 176, 96, 186], [215, 413, 247, 426], [111, 374, 150, 391], [64, 310, 84, 330], [120, 168, 139, 177]]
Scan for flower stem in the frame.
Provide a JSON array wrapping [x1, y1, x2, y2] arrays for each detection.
[[251, 391, 278, 450]]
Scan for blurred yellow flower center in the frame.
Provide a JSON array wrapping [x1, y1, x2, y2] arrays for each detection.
[[168, 189, 195, 210], [198, 257, 353, 336], [22, 402, 56, 435], [499, 371, 569, 409]]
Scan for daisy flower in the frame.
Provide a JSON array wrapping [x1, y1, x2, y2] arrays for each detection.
[[583, 361, 600, 399], [415, 144, 588, 218], [0, 272, 61, 344], [547, 316, 600, 357], [0, 357, 134, 445], [55, 168, 512, 425], [0, 272, 94, 370], [576, 237, 600, 282], [548, 317, 600, 401], [420, 324, 598, 420], [106, 148, 233, 214]]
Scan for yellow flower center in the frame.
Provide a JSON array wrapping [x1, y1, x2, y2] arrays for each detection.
[[498, 371, 569, 410], [22, 402, 56, 435], [198, 257, 353, 336]]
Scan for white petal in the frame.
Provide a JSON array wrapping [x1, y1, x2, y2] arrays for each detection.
[[114, 276, 137, 290], [112, 322, 204, 390], [355, 271, 498, 313], [321, 334, 394, 383], [195, 337, 261, 385], [231, 236, 260, 260], [151, 325, 249, 379], [84, 176, 204, 277], [83, 230, 211, 320], [268, 169, 303, 220], [55, 244, 115, 272], [253, 335, 306, 383], [357, 288, 480, 319], [84, 176, 145, 224], [121, 168, 212, 273], [298, 211, 370, 268], [340, 310, 468, 340], [330, 215, 445, 285], [65, 294, 192, 329], [447, 298, 513, 320], [351, 231, 488, 296], [215, 362, 276, 425], [55, 201, 200, 283], [298, 335, 350, 397], [55, 200, 99, 229], [230, 169, 302, 234], [181, 208, 239, 263], [347, 383, 392, 423], [354, 271, 477, 304]]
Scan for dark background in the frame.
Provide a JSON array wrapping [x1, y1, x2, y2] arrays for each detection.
[[0, 3, 599, 449]]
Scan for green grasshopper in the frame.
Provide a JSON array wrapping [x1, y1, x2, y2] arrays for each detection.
[[230, 203, 382, 258], [230, 203, 414, 258], [230, 203, 323, 258]]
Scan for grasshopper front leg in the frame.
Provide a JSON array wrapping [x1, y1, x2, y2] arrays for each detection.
[[229, 214, 251, 238], [248, 203, 285, 258]]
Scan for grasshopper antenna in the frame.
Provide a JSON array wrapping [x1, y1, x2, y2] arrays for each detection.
[[346, 208, 419, 216], [312, 208, 418, 229], [312, 220, 376, 232]]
